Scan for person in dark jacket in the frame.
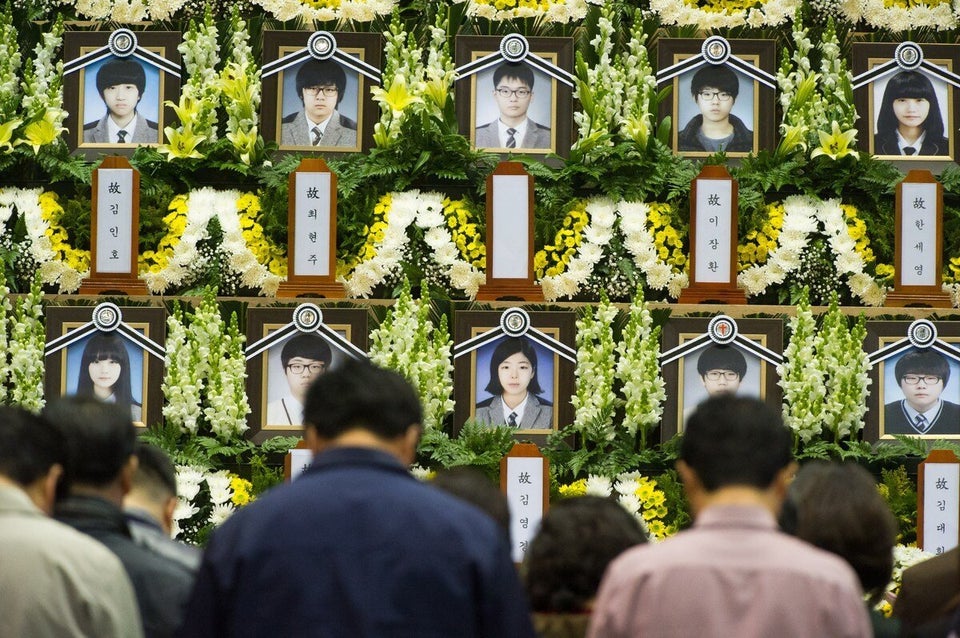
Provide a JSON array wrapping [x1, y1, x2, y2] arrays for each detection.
[[677, 63, 753, 153], [47, 397, 194, 638]]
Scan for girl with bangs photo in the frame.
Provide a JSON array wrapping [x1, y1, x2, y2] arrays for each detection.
[[75, 332, 142, 423], [875, 70, 949, 157]]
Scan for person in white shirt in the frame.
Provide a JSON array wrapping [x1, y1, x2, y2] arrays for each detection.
[[266, 334, 332, 426]]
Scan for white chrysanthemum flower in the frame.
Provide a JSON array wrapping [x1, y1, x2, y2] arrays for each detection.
[[209, 503, 236, 526]]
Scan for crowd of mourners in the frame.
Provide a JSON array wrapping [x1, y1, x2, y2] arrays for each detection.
[[1, 360, 957, 638]]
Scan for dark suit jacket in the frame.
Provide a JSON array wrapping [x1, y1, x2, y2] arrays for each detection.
[[874, 130, 949, 156], [895, 547, 960, 637], [280, 109, 357, 148], [178, 447, 536, 638], [83, 112, 159, 144], [474, 394, 553, 429], [475, 118, 551, 150], [884, 400, 960, 435]]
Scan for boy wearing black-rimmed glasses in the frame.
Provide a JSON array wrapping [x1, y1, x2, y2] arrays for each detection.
[[475, 61, 551, 150], [266, 334, 332, 426], [677, 63, 753, 153], [884, 350, 960, 435]]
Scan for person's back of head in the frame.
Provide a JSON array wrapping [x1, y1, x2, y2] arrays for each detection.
[[302, 358, 422, 441], [42, 396, 137, 494], [780, 461, 896, 603], [681, 395, 793, 491], [524, 495, 647, 613], [127, 442, 178, 531], [0, 407, 65, 513], [432, 467, 511, 535]]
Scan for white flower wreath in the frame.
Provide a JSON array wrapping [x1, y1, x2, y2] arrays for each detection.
[[854, 0, 957, 32], [340, 190, 485, 299], [75, 0, 188, 22], [737, 195, 888, 306], [250, 0, 396, 23], [453, 0, 603, 23], [648, 0, 799, 29], [142, 188, 282, 297], [539, 198, 688, 303]]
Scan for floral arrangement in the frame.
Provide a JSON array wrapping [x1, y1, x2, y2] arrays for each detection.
[[778, 290, 827, 444], [368, 279, 454, 431], [161, 10, 220, 160], [615, 288, 665, 449], [339, 191, 485, 299], [571, 295, 620, 442], [421, 9, 455, 120], [0, 4, 21, 152], [853, 0, 957, 32], [75, 0, 189, 21], [876, 545, 935, 617], [18, 17, 65, 155], [249, 0, 395, 23], [558, 472, 673, 540], [737, 196, 886, 306], [649, 0, 798, 29], [537, 198, 687, 302], [809, 20, 858, 162], [3, 275, 45, 412], [173, 465, 254, 544], [0, 284, 9, 404], [814, 294, 870, 442], [453, 0, 602, 23], [162, 289, 250, 438], [219, 9, 262, 165], [371, 14, 423, 149], [141, 189, 284, 296]]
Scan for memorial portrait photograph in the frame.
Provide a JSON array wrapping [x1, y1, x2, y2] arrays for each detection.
[[880, 348, 960, 436], [675, 63, 755, 155], [278, 57, 361, 150], [81, 56, 161, 146], [473, 61, 554, 152], [263, 331, 345, 428], [872, 70, 950, 157], [64, 330, 146, 424], [472, 335, 556, 431], [679, 343, 763, 426]]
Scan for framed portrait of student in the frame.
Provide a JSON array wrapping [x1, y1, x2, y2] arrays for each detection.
[[246, 306, 369, 442], [657, 39, 776, 158], [44, 305, 166, 428], [455, 36, 574, 158], [660, 317, 783, 441], [866, 320, 960, 441], [453, 309, 576, 444], [63, 31, 181, 158], [852, 43, 958, 162], [262, 31, 380, 155]]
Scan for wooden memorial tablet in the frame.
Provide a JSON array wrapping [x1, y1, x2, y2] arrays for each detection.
[[79, 156, 148, 295], [500, 442, 549, 563], [918, 449, 960, 554]]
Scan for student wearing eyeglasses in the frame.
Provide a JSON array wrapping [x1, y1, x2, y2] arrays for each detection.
[[475, 62, 551, 150], [697, 345, 747, 397], [884, 350, 960, 435], [266, 334, 333, 426], [677, 64, 753, 153], [281, 59, 357, 148]]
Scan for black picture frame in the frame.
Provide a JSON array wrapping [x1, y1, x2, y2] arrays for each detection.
[[455, 36, 574, 158], [657, 39, 777, 158], [262, 31, 381, 155], [44, 305, 166, 428], [63, 30, 181, 157], [245, 306, 369, 442], [660, 317, 783, 441], [866, 321, 960, 441], [852, 43, 959, 163], [453, 309, 576, 444]]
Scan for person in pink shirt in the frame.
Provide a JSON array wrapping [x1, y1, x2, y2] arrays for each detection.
[[588, 395, 873, 638]]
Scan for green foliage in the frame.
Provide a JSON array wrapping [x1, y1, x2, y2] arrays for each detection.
[[878, 466, 918, 545], [416, 422, 517, 480]]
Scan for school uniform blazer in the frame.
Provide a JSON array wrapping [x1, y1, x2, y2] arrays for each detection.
[[883, 399, 960, 435], [83, 113, 159, 144], [874, 130, 949, 156], [474, 119, 551, 150], [474, 394, 553, 429], [280, 110, 357, 148]]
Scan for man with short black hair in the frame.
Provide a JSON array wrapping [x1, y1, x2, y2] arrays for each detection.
[[83, 57, 159, 144], [124, 442, 200, 572], [475, 61, 551, 150], [47, 397, 194, 638], [281, 58, 357, 147], [180, 359, 536, 637], [884, 349, 960, 435], [588, 395, 872, 638], [0, 406, 143, 637]]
